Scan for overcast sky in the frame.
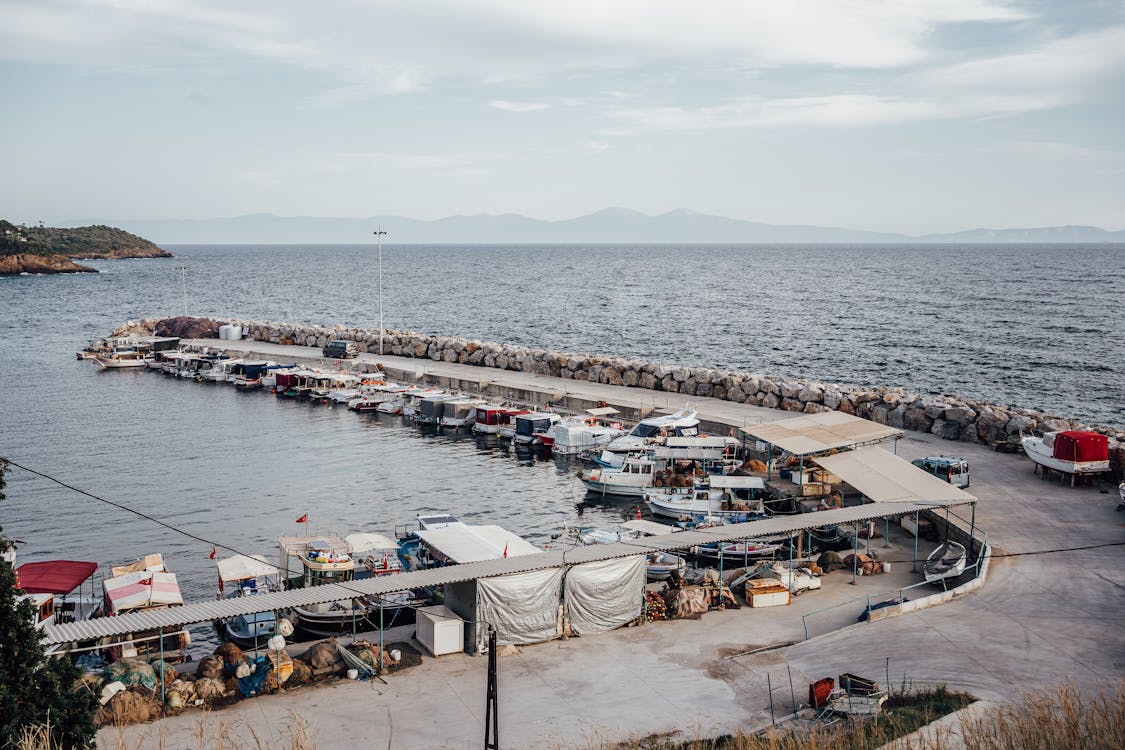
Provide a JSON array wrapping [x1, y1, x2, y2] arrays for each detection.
[[1, 0, 1123, 234]]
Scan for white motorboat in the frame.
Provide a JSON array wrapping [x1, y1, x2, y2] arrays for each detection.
[[1020, 431, 1110, 476], [923, 540, 967, 583], [543, 407, 627, 455], [472, 405, 525, 434], [645, 476, 767, 521], [277, 533, 372, 637], [580, 441, 738, 497], [606, 407, 700, 453]]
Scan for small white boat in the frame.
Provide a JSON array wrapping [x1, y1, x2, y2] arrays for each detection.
[[440, 397, 486, 428], [95, 349, 149, 369], [543, 407, 627, 455], [1020, 431, 1109, 476], [923, 540, 967, 583], [606, 407, 700, 453], [215, 554, 284, 647], [646, 552, 687, 581]]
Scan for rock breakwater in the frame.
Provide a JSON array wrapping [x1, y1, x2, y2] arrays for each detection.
[[115, 317, 1124, 447]]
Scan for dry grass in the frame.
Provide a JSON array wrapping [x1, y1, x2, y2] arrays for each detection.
[[99, 711, 317, 750], [585, 680, 1125, 750], [959, 679, 1125, 750]]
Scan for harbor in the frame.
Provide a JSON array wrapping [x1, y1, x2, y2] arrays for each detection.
[[24, 322, 1119, 746]]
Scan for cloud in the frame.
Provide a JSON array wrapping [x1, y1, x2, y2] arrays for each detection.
[[489, 100, 550, 112]]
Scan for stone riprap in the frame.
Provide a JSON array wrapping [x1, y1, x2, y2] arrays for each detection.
[[115, 317, 1124, 447]]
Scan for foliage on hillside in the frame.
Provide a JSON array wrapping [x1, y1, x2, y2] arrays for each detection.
[[0, 220, 171, 259]]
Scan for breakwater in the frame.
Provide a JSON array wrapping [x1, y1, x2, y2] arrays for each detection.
[[118, 316, 1125, 447]]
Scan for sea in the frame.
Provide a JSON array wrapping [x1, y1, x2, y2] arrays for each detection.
[[1, 243, 1122, 650]]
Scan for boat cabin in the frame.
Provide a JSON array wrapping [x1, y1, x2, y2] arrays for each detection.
[[15, 559, 101, 625], [514, 412, 560, 443], [278, 534, 355, 588], [608, 408, 700, 451]]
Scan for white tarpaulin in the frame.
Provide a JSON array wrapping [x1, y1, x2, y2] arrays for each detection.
[[564, 555, 647, 635], [475, 568, 564, 652], [216, 554, 278, 584]]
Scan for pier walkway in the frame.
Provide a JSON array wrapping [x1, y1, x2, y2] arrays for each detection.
[[184, 338, 781, 431]]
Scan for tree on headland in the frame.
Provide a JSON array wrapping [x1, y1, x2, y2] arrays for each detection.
[[0, 458, 98, 749]]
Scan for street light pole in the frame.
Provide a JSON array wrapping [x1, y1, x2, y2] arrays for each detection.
[[374, 229, 387, 355], [174, 265, 188, 316]]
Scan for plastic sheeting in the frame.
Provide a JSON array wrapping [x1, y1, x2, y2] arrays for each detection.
[[475, 568, 564, 652], [564, 555, 647, 635]]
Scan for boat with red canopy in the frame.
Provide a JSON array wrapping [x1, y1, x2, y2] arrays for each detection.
[[1021, 430, 1110, 480]]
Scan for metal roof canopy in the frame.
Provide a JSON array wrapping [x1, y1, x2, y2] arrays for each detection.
[[40, 499, 971, 646], [417, 525, 540, 564], [741, 411, 902, 457], [813, 447, 977, 504]]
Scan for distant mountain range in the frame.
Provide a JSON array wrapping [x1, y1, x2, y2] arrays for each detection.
[[60, 208, 1125, 245]]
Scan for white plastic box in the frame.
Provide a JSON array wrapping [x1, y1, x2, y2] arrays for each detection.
[[416, 605, 465, 656]]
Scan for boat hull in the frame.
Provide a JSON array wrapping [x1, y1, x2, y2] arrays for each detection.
[[1021, 437, 1109, 475]]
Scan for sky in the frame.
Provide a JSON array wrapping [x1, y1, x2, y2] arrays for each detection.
[[1, 0, 1123, 235]]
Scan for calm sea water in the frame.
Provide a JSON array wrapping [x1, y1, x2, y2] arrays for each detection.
[[1, 243, 1121, 648]]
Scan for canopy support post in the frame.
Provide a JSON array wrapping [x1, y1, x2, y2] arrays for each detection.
[[851, 523, 859, 585]]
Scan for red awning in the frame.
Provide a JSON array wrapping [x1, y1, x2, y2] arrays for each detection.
[[15, 560, 98, 594]]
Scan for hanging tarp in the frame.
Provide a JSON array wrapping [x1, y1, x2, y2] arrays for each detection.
[[475, 568, 564, 652], [564, 555, 647, 635]]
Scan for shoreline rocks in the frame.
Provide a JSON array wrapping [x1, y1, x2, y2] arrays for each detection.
[[117, 316, 1124, 447], [0, 253, 97, 275]]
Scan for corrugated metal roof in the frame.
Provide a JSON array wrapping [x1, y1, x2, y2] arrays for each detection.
[[41, 499, 971, 645], [813, 447, 977, 504], [741, 412, 902, 456]]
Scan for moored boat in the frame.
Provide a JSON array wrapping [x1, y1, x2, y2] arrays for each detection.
[[277, 533, 371, 638], [544, 407, 627, 454], [94, 349, 149, 369], [214, 554, 287, 647], [513, 411, 561, 445], [100, 553, 191, 662], [606, 407, 700, 453]]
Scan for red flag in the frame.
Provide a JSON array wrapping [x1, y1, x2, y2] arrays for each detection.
[[502, 542, 508, 558], [209, 546, 216, 560], [296, 514, 308, 524]]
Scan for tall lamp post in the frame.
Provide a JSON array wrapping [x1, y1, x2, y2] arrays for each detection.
[[174, 265, 188, 316], [374, 229, 387, 355]]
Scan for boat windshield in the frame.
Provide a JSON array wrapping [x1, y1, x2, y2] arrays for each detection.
[[632, 423, 661, 438]]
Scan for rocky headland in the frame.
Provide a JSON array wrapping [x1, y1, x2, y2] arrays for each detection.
[[0, 220, 171, 275], [112, 316, 1125, 448]]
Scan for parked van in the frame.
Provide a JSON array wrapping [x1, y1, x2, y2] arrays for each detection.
[[911, 456, 970, 488], [322, 340, 358, 359]]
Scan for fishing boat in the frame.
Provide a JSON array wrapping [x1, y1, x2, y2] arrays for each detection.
[[471, 405, 528, 435], [543, 407, 627, 455], [496, 408, 531, 439], [94, 349, 150, 369], [197, 356, 241, 382], [309, 372, 360, 402], [277, 534, 372, 637], [580, 441, 738, 497], [346, 533, 429, 628], [15, 559, 102, 654], [261, 363, 297, 390], [101, 553, 191, 662], [513, 411, 561, 445], [214, 554, 288, 647], [230, 361, 274, 389], [570, 521, 686, 580], [396, 513, 539, 571], [417, 393, 458, 425], [646, 552, 687, 581], [348, 382, 411, 412], [645, 474, 767, 521], [440, 397, 486, 428], [606, 407, 700, 453], [1020, 431, 1109, 477], [923, 540, 967, 583]]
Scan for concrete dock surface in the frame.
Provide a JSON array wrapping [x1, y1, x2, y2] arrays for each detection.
[[100, 341, 1125, 749]]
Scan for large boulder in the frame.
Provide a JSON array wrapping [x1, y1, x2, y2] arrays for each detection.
[[903, 408, 933, 433], [155, 316, 222, 339], [976, 409, 1010, 444]]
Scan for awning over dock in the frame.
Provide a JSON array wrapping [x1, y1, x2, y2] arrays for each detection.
[[417, 524, 541, 564], [741, 411, 902, 456], [40, 498, 973, 646], [813, 447, 976, 503]]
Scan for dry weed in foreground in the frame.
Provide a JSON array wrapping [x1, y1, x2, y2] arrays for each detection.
[[101, 710, 317, 750], [960, 679, 1125, 750]]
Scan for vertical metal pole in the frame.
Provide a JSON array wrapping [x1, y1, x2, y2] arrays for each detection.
[[884, 517, 890, 548], [768, 673, 776, 726], [484, 626, 499, 750], [158, 627, 165, 705], [911, 511, 920, 573], [787, 664, 797, 714], [375, 229, 387, 355], [886, 657, 892, 699], [969, 502, 977, 571], [379, 595, 385, 672], [851, 522, 859, 584]]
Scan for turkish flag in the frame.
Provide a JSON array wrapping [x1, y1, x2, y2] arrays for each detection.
[[296, 514, 308, 524], [209, 546, 216, 560], [502, 542, 508, 558]]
